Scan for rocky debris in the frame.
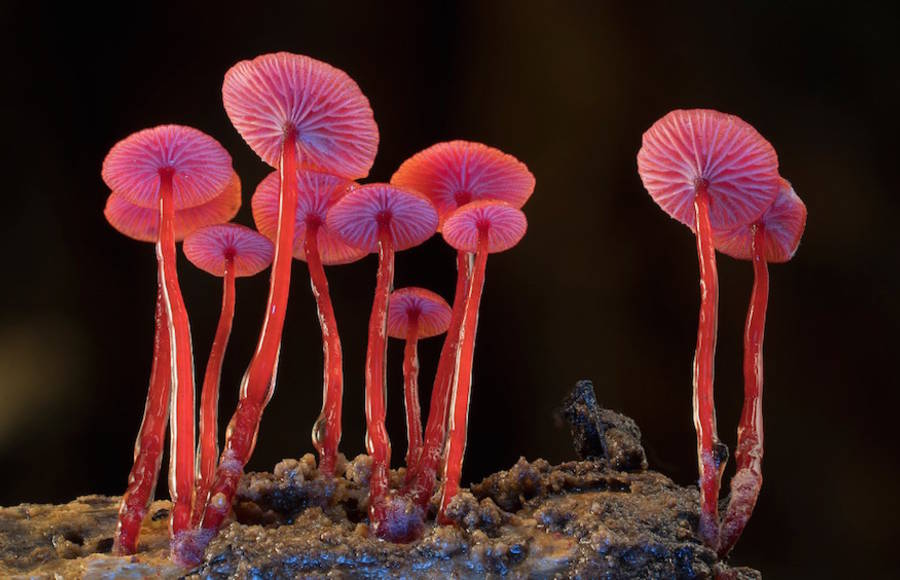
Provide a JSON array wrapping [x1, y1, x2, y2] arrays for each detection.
[[0, 384, 760, 578], [562, 379, 648, 471]]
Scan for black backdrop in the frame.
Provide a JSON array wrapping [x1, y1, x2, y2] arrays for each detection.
[[2, 1, 897, 576]]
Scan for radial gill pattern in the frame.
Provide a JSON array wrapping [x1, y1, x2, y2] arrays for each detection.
[[441, 200, 528, 254], [252, 169, 367, 265], [104, 172, 242, 243], [183, 223, 274, 278], [637, 109, 780, 230], [715, 178, 807, 263], [387, 287, 453, 339], [102, 125, 233, 210], [326, 184, 438, 252], [223, 52, 378, 179], [391, 140, 535, 228]]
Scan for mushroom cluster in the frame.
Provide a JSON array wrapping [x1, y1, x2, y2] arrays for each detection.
[[637, 109, 807, 557], [102, 52, 535, 564]]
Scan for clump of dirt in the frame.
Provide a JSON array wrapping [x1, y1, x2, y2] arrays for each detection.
[[0, 382, 760, 579]]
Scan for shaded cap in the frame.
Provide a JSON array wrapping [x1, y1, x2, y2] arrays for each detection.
[[251, 169, 367, 265], [390, 140, 535, 230], [222, 52, 379, 179], [102, 125, 233, 210], [442, 200, 527, 254], [325, 183, 438, 252], [104, 172, 242, 243], [714, 178, 807, 263], [183, 223, 274, 277], [637, 109, 780, 230], [387, 287, 452, 339]]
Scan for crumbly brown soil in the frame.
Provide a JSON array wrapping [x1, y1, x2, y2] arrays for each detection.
[[0, 383, 760, 579]]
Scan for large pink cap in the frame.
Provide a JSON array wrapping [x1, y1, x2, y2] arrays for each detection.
[[251, 169, 367, 265], [637, 109, 780, 231], [223, 52, 379, 179], [183, 223, 274, 278], [326, 184, 438, 252], [387, 287, 452, 339], [390, 140, 535, 230], [104, 172, 242, 243], [714, 178, 807, 263], [102, 125, 233, 210], [442, 199, 527, 254]]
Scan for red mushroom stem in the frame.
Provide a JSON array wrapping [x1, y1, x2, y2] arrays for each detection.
[[191, 252, 236, 526], [719, 224, 768, 556], [404, 251, 471, 501], [692, 185, 724, 549], [197, 134, 298, 538], [157, 168, 197, 537], [366, 222, 395, 528], [307, 219, 345, 476], [402, 311, 423, 467], [114, 287, 171, 554], [438, 230, 488, 523]]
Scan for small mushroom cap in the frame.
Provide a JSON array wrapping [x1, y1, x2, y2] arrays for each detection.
[[183, 223, 274, 278], [102, 125, 233, 210], [390, 140, 535, 230], [714, 178, 807, 263], [326, 184, 439, 252], [222, 52, 379, 179], [637, 109, 780, 231], [251, 169, 368, 265], [441, 199, 527, 254], [104, 172, 242, 243], [387, 287, 452, 339]]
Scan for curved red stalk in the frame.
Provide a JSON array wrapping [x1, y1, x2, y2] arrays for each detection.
[[438, 231, 488, 523], [157, 170, 196, 537], [404, 251, 471, 503], [720, 224, 768, 557], [192, 254, 236, 526], [307, 220, 345, 476], [367, 225, 395, 533], [403, 314, 422, 468], [193, 136, 298, 550], [114, 286, 171, 554], [692, 187, 723, 550]]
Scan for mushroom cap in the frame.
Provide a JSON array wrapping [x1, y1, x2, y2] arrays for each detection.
[[104, 172, 242, 243], [390, 140, 535, 230], [325, 184, 439, 252], [441, 199, 527, 254], [637, 109, 780, 231], [714, 178, 807, 263], [102, 125, 233, 210], [222, 52, 379, 179], [183, 223, 274, 278], [387, 287, 452, 339], [251, 169, 368, 265]]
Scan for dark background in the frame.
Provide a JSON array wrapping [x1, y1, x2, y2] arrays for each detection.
[[2, 1, 897, 576]]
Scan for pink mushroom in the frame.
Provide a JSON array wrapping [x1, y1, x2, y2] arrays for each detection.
[[386, 287, 452, 468], [390, 141, 534, 510], [252, 168, 367, 475], [102, 125, 233, 544], [714, 179, 807, 557], [326, 184, 438, 540], [637, 109, 780, 548], [183, 224, 274, 526], [438, 200, 527, 523], [103, 173, 240, 554], [191, 53, 377, 556]]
